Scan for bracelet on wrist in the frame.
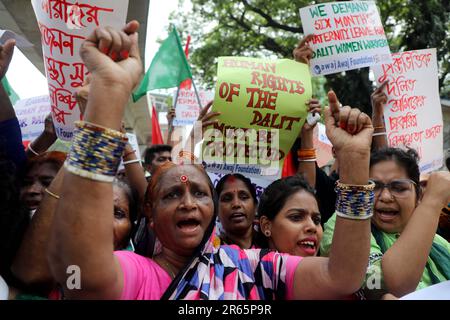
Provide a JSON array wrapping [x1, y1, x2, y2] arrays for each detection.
[[27, 143, 40, 156], [123, 149, 136, 159], [297, 148, 316, 160], [298, 158, 316, 162], [334, 180, 375, 220], [123, 159, 141, 166], [65, 121, 128, 183]]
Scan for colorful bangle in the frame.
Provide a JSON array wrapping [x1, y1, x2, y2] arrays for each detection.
[[76, 121, 127, 140], [65, 163, 116, 183], [336, 180, 375, 191], [297, 148, 316, 159], [335, 181, 375, 220], [65, 121, 127, 182]]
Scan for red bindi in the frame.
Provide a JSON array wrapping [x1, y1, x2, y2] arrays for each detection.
[[180, 175, 189, 183]]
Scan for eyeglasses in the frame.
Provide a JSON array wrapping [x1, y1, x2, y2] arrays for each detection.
[[372, 179, 417, 198]]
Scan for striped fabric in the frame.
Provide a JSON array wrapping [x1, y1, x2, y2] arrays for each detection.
[[162, 228, 301, 300]]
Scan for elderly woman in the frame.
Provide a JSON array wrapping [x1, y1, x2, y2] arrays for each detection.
[[48, 22, 376, 300], [321, 148, 450, 299]]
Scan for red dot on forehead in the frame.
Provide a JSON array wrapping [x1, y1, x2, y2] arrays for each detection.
[[180, 175, 189, 183]]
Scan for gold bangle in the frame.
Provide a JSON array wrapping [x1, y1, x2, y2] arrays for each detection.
[[45, 188, 60, 200], [336, 180, 375, 191], [74, 121, 128, 141]]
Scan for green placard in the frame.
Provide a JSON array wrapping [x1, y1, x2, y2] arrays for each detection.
[[202, 57, 312, 171]]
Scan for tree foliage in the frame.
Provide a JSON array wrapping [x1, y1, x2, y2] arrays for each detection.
[[170, 0, 450, 114]]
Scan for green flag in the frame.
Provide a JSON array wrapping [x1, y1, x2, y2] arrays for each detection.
[[1, 77, 20, 105], [132, 27, 192, 102]]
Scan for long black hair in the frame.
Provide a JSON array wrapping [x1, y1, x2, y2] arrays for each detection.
[[256, 175, 317, 248]]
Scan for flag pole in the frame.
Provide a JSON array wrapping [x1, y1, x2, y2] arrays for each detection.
[[191, 78, 203, 110], [173, 85, 181, 109], [146, 91, 153, 122]]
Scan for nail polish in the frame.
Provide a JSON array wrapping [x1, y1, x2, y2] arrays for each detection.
[[121, 50, 129, 59]]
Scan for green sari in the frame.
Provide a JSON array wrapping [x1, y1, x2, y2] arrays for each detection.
[[321, 213, 450, 298]]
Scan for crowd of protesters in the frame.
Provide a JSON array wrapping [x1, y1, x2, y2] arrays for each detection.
[[0, 18, 449, 301]]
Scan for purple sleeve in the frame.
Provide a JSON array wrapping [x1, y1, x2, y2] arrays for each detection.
[[0, 117, 26, 172]]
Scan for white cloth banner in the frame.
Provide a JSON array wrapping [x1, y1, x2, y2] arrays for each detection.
[[31, 0, 129, 141], [299, 1, 391, 76], [14, 95, 51, 145], [372, 49, 444, 173], [173, 88, 214, 126], [207, 171, 275, 201]]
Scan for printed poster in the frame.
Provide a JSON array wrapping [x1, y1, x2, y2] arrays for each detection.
[[300, 1, 392, 76]]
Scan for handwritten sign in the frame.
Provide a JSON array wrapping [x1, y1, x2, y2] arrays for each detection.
[[372, 49, 444, 173], [204, 56, 312, 173], [299, 1, 391, 76], [14, 95, 51, 147], [32, 0, 129, 141], [173, 88, 214, 126]]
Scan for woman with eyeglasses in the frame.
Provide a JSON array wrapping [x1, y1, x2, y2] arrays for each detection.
[[320, 147, 450, 299]]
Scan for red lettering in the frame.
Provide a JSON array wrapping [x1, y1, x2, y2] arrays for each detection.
[[219, 82, 240, 102]]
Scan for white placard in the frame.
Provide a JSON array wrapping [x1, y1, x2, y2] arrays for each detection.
[[299, 1, 392, 76], [173, 88, 214, 126], [314, 123, 334, 167], [207, 171, 275, 201], [372, 49, 444, 173], [0, 275, 8, 300], [31, 0, 129, 141], [400, 281, 450, 300], [14, 95, 51, 145]]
